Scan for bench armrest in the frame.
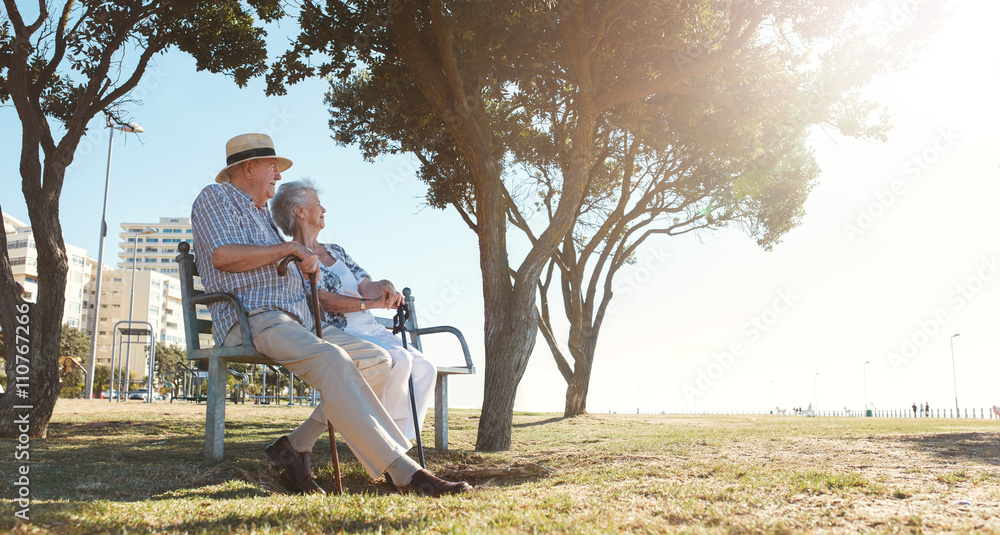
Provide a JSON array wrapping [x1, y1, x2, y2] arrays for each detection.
[[408, 325, 475, 372], [188, 291, 255, 355]]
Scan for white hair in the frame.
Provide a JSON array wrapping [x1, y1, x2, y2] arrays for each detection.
[[271, 178, 321, 236]]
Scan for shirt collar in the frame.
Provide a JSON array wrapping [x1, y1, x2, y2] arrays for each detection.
[[223, 181, 267, 209]]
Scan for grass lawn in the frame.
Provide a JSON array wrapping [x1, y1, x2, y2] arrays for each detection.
[[2, 400, 1000, 533]]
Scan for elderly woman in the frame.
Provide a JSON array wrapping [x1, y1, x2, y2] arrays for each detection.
[[271, 179, 436, 442]]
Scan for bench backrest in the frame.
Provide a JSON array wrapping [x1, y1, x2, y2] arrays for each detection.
[[175, 242, 272, 364], [175, 242, 474, 374]]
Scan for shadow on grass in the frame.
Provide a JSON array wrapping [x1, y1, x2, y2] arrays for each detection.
[[0, 415, 328, 504], [900, 432, 1000, 466], [0, 408, 489, 508], [512, 417, 565, 428]]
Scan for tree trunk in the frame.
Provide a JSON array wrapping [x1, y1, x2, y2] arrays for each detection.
[[564, 354, 593, 417], [473, 159, 541, 451], [0, 167, 69, 438], [476, 310, 538, 451]]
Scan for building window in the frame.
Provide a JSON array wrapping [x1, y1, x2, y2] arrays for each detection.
[[10, 256, 26, 266]]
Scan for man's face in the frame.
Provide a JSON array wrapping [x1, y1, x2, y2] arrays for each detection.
[[246, 158, 281, 205]]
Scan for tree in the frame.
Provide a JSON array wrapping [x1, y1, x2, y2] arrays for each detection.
[[92, 365, 111, 398], [533, 128, 815, 416], [59, 325, 89, 359], [154, 342, 186, 379], [270, 0, 944, 449], [58, 326, 89, 398], [0, 0, 285, 438]]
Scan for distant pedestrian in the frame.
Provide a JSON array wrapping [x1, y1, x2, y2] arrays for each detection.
[[912, 403, 917, 417], [925, 401, 930, 417]]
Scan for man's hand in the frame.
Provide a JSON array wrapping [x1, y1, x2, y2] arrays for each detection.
[[289, 242, 319, 279]]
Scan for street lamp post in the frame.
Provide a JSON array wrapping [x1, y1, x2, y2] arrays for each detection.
[[122, 226, 157, 397], [85, 118, 143, 400], [863, 361, 871, 417], [951, 333, 961, 414]]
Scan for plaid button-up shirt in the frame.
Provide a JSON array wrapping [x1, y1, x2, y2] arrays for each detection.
[[191, 182, 313, 345]]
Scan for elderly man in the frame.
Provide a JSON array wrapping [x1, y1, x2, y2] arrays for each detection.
[[191, 133, 470, 497]]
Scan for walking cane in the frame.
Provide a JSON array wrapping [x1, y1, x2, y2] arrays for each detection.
[[277, 255, 342, 495], [392, 303, 426, 468]]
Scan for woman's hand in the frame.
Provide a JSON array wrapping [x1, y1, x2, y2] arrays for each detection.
[[359, 278, 403, 309]]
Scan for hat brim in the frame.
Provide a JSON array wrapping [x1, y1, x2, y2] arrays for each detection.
[[215, 156, 293, 183]]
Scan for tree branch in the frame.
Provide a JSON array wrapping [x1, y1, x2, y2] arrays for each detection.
[[450, 201, 478, 233], [34, 1, 76, 96]]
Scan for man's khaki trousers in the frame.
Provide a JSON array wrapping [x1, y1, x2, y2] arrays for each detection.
[[224, 310, 410, 478]]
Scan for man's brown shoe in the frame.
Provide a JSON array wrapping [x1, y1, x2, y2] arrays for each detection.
[[396, 469, 471, 497], [265, 436, 325, 495]]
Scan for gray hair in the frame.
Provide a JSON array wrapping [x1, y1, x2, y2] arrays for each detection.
[[271, 178, 321, 236]]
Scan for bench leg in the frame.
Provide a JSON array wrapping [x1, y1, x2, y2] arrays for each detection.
[[434, 373, 449, 451], [205, 357, 228, 463]]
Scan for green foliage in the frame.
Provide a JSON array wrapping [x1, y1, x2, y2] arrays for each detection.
[[92, 365, 111, 398], [59, 325, 90, 358], [271, 1, 943, 251], [154, 342, 186, 379], [0, 1, 285, 120]]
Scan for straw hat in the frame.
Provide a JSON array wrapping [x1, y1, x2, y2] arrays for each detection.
[[215, 133, 293, 183]]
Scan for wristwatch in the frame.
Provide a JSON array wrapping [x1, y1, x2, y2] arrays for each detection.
[[360, 298, 366, 312]]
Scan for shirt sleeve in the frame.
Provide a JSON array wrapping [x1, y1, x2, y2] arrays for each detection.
[[192, 185, 247, 263]]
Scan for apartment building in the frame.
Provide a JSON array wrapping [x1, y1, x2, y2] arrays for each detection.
[[90, 268, 186, 371], [117, 216, 193, 275], [3, 211, 91, 330]]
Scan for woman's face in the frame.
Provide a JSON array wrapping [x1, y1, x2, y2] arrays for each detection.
[[299, 189, 326, 231]]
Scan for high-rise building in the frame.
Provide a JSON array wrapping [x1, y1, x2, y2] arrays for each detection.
[[90, 268, 186, 371], [90, 216, 212, 374], [117, 216, 193, 275], [3, 211, 91, 330]]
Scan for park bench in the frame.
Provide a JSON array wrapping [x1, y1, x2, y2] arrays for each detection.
[[175, 242, 475, 463]]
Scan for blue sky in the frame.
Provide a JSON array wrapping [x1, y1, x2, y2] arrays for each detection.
[[2, 1, 999, 415]]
